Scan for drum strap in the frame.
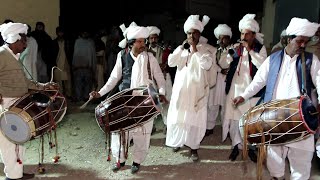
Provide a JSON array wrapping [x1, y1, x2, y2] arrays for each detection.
[[147, 53, 153, 81], [301, 52, 307, 95]]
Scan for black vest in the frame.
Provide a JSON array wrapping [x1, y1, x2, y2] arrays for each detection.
[[225, 41, 265, 97], [118, 50, 135, 91]]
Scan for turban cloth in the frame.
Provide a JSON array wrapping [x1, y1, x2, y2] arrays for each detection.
[[280, 29, 287, 37], [147, 26, 160, 36], [0, 22, 28, 44], [118, 21, 138, 48], [126, 26, 149, 41], [214, 24, 232, 39], [238, 14, 264, 44], [183, 15, 210, 34], [286, 17, 320, 37]]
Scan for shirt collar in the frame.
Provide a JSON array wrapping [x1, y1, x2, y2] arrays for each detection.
[[2, 44, 20, 60]]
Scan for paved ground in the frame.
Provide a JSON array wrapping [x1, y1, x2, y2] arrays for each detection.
[[0, 101, 319, 180]]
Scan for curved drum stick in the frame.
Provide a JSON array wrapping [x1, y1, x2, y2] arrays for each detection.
[[79, 96, 93, 109]]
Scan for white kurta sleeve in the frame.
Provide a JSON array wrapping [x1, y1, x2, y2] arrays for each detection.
[[316, 138, 320, 158], [98, 52, 123, 96], [241, 56, 270, 100], [168, 45, 187, 68], [249, 45, 267, 68], [310, 54, 320, 102], [150, 55, 166, 95]]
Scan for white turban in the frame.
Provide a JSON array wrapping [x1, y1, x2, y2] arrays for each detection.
[[214, 24, 232, 39], [118, 21, 138, 48], [183, 15, 210, 34], [147, 26, 160, 36], [286, 17, 320, 37], [126, 26, 149, 41], [238, 14, 264, 44], [280, 29, 287, 37], [0, 22, 28, 44]]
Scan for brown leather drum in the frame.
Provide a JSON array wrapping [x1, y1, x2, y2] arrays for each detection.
[[0, 90, 67, 144], [239, 95, 318, 145], [95, 85, 161, 133]]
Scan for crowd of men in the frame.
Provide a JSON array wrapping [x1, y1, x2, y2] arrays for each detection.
[[0, 13, 319, 180]]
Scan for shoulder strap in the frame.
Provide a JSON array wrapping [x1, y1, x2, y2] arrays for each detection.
[[146, 52, 153, 81], [301, 52, 307, 95]]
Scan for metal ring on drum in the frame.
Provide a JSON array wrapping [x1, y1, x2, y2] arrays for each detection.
[[30, 92, 51, 107], [239, 95, 318, 146]]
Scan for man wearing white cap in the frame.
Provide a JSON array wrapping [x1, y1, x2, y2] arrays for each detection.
[[165, 14, 213, 161], [0, 22, 57, 180], [205, 24, 233, 137], [271, 29, 287, 54], [90, 25, 166, 174], [224, 14, 267, 162], [233, 17, 320, 179], [146, 26, 172, 134]]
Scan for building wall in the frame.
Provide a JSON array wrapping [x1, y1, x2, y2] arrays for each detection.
[[186, 0, 230, 22], [261, 0, 276, 50], [273, 0, 320, 44], [0, 0, 59, 38]]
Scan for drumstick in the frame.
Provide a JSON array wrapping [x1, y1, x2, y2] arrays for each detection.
[[79, 96, 93, 109], [309, 111, 319, 115]]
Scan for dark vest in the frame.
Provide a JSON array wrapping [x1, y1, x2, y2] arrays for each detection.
[[118, 50, 135, 91], [225, 41, 265, 97], [264, 50, 314, 102]]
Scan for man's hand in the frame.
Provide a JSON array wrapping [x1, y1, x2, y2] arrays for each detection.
[[221, 68, 229, 75], [44, 82, 59, 90], [159, 95, 169, 104], [240, 40, 251, 52], [232, 96, 245, 107], [89, 91, 101, 99]]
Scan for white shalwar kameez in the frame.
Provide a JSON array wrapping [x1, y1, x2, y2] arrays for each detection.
[[223, 45, 267, 147], [207, 47, 232, 130], [241, 52, 320, 180], [165, 43, 213, 150], [98, 51, 165, 164]]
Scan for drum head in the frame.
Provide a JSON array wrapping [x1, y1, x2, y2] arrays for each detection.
[[0, 112, 31, 144], [147, 85, 162, 112], [301, 96, 318, 132]]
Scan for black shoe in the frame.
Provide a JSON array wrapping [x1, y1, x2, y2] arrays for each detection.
[[172, 147, 180, 152], [205, 129, 214, 136], [190, 149, 199, 161], [271, 177, 285, 180], [131, 162, 140, 174], [163, 126, 167, 135], [5, 173, 35, 180], [112, 162, 125, 172], [248, 149, 257, 163], [151, 126, 156, 135], [229, 145, 239, 161]]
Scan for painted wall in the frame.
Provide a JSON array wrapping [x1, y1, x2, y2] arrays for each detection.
[[0, 0, 59, 38]]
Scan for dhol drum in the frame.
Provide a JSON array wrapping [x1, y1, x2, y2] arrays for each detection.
[[95, 85, 161, 133], [0, 90, 67, 144], [239, 95, 318, 146]]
